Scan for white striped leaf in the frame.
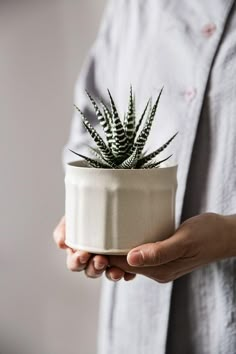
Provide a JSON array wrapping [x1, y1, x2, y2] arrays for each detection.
[[137, 132, 178, 167], [118, 147, 140, 169], [99, 100, 113, 148], [124, 86, 136, 140], [133, 99, 150, 140], [69, 150, 111, 168], [107, 90, 129, 157], [87, 146, 115, 167], [86, 91, 113, 145], [133, 88, 163, 155], [74, 104, 114, 163], [142, 155, 172, 169]]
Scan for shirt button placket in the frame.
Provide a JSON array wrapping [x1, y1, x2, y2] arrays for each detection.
[[182, 22, 216, 105]]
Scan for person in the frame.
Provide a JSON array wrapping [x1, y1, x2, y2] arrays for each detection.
[[53, 1, 236, 353]]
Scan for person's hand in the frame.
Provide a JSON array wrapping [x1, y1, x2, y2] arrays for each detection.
[[106, 213, 236, 283], [53, 216, 136, 281]]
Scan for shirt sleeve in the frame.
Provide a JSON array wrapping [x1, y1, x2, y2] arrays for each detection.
[[62, 0, 125, 170]]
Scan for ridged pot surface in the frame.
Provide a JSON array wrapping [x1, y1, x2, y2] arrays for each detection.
[[65, 161, 178, 255]]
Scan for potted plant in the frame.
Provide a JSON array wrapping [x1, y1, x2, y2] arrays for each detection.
[[65, 87, 178, 255]]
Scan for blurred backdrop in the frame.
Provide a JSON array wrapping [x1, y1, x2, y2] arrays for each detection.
[[0, 1, 106, 353]]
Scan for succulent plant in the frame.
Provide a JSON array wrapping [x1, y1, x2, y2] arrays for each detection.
[[70, 87, 177, 169]]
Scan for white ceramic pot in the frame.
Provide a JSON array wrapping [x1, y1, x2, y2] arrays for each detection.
[[65, 161, 177, 255]]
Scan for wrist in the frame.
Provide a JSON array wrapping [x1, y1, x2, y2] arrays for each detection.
[[223, 214, 236, 258]]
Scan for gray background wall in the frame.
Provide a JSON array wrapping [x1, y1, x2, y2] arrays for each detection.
[[0, 1, 106, 353]]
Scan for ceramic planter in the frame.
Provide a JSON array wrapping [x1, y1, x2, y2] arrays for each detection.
[[65, 161, 177, 255]]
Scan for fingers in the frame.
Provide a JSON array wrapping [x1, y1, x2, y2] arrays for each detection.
[[53, 218, 136, 281], [127, 231, 187, 267], [53, 216, 94, 273], [66, 249, 92, 271], [85, 254, 137, 282], [105, 267, 125, 282], [67, 250, 136, 281], [85, 255, 109, 278], [123, 273, 137, 281], [106, 256, 137, 282], [105, 268, 136, 282], [53, 216, 67, 249]]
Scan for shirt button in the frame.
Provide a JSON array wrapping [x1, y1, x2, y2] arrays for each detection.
[[184, 88, 197, 102], [201, 23, 216, 38]]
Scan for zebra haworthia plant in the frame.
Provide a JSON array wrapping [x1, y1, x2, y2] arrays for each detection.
[[70, 87, 177, 169]]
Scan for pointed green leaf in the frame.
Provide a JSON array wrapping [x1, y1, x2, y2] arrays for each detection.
[[86, 91, 113, 148], [74, 104, 114, 162], [87, 146, 117, 167], [99, 100, 113, 148], [124, 86, 136, 140], [137, 132, 178, 167], [69, 149, 112, 168], [100, 99, 112, 118], [107, 90, 129, 157], [118, 147, 140, 169], [142, 154, 172, 169], [133, 98, 150, 140], [134, 88, 163, 154]]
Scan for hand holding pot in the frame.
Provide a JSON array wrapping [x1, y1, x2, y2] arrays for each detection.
[[106, 212, 236, 282], [53, 216, 136, 281], [54, 213, 236, 283]]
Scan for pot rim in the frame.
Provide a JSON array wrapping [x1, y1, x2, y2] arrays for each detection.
[[67, 160, 178, 173]]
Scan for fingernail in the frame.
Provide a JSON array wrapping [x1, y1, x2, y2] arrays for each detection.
[[80, 258, 88, 264], [94, 262, 106, 270], [76, 251, 88, 264], [127, 250, 144, 266], [110, 274, 122, 282]]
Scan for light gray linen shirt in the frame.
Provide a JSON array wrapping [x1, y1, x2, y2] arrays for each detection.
[[63, 1, 236, 353]]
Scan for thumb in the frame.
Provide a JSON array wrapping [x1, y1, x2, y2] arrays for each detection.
[[127, 233, 184, 267]]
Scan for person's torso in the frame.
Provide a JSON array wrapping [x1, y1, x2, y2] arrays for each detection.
[[94, 1, 236, 353]]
